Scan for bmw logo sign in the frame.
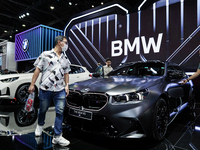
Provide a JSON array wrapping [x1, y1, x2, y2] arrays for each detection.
[[22, 39, 29, 52]]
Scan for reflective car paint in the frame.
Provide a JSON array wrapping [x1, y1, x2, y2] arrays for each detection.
[[65, 61, 194, 140]]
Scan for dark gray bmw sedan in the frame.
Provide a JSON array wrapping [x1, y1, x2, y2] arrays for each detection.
[[65, 60, 195, 141]]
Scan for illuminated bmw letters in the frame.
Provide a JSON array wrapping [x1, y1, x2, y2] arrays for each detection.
[[111, 33, 163, 57]]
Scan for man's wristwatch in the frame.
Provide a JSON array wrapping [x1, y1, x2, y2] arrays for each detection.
[[66, 83, 69, 86]]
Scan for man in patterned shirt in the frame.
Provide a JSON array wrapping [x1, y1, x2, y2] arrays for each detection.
[[28, 35, 71, 146]]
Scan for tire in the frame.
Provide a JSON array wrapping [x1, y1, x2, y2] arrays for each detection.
[[14, 107, 38, 126], [16, 84, 36, 104], [152, 98, 168, 141]]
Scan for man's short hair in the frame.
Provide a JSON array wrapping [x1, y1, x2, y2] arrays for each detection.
[[106, 58, 112, 62], [54, 35, 67, 46]]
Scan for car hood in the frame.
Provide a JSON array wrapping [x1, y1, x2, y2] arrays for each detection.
[[0, 73, 33, 80], [69, 76, 164, 95]]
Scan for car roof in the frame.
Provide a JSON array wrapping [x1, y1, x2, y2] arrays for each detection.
[[114, 60, 165, 70], [70, 64, 86, 68]]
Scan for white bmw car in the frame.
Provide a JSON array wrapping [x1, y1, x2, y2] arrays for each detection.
[[0, 64, 91, 104]]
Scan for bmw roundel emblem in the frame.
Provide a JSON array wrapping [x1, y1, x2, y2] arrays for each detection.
[[22, 39, 29, 52]]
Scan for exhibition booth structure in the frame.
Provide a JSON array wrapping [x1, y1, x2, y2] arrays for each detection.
[[64, 0, 200, 73], [12, 0, 200, 73], [15, 24, 63, 71], [0, 0, 200, 149], [0, 40, 16, 71]]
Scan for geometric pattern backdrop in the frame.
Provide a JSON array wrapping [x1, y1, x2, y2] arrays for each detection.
[[67, 0, 200, 72]]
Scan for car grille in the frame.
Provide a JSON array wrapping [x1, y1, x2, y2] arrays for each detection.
[[67, 90, 108, 111]]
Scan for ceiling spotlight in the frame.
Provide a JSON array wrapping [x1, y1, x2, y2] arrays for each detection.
[[101, 2, 104, 5], [19, 16, 21, 19], [10, 36, 12, 38], [75, 3, 77, 6], [92, 5, 94, 7], [4, 30, 7, 33], [22, 24, 26, 27], [50, 6, 54, 9], [16, 29, 18, 32], [26, 12, 29, 16], [23, 14, 26, 17], [69, 2, 72, 5]]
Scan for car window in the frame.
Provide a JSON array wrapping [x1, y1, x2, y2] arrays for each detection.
[[27, 68, 35, 73], [109, 62, 165, 76], [69, 66, 77, 74], [128, 63, 165, 76], [167, 65, 186, 79], [167, 66, 174, 72], [76, 66, 85, 73], [69, 66, 85, 74], [109, 66, 130, 76]]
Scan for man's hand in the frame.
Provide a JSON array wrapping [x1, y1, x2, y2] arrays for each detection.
[[28, 67, 40, 94], [180, 79, 188, 85], [28, 84, 35, 94], [65, 85, 69, 97]]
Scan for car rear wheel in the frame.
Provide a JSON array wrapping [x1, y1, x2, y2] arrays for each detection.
[[152, 98, 168, 141], [14, 107, 37, 126], [16, 84, 36, 104]]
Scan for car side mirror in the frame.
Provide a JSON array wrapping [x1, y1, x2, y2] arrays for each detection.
[[168, 87, 184, 98]]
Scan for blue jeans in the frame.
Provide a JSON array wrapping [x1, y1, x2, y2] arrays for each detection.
[[38, 89, 66, 136]]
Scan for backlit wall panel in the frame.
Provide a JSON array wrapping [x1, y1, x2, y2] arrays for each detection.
[[66, 0, 200, 72], [15, 25, 63, 61]]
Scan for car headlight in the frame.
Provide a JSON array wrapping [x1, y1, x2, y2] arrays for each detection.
[[0, 77, 19, 83], [112, 89, 149, 102]]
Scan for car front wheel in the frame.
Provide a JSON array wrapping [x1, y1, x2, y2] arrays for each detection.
[[16, 84, 34, 104], [152, 98, 168, 141]]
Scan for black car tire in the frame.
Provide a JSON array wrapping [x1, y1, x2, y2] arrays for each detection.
[[152, 98, 168, 141], [14, 107, 38, 126], [16, 84, 36, 104]]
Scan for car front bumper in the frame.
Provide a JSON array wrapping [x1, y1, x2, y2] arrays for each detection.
[[64, 103, 152, 138]]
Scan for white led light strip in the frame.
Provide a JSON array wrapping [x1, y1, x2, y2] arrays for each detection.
[[64, 4, 129, 35]]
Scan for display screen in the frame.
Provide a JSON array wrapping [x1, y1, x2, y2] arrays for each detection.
[[66, 0, 200, 72]]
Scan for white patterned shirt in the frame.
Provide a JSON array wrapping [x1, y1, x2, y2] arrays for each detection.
[[34, 49, 71, 92], [103, 65, 113, 75]]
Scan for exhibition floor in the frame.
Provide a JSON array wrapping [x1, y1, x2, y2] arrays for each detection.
[[0, 104, 200, 150]]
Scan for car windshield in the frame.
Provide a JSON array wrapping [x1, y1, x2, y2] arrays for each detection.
[[108, 62, 165, 76], [26, 68, 35, 73]]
